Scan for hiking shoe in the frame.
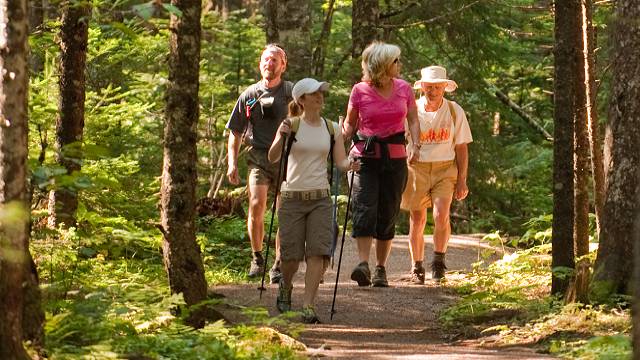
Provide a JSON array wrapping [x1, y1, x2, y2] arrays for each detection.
[[269, 266, 283, 284], [431, 259, 447, 281], [350, 261, 371, 286], [276, 280, 292, 313], [301, 305, 321, 324], [410, 265, 425, 285], [248, 257, 264, 278], [371, 265, 389, 287]]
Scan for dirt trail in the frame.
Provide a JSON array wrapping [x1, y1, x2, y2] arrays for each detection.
[[215, 235, 556, 359]]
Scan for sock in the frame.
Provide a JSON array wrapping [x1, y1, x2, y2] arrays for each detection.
[[414, 261, 423, 269], [434, 252, 445, 262], [253, 251, 263, 260]]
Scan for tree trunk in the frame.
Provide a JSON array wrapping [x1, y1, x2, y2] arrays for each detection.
[[311, 0, 336, 77], [48, 0, 90, 228], [551, 0, 578, 296], [583, 0, 605, 236], [570, 0, 591, 304], [162, 0, 217, 328], [634, 167, 640, 359], [573, 1, 590, 256], [351, 0, 379, 83], [264, 0, 312, 81], [22, 254, 44, 348], [592, 0, 640, 304], [29, 0, 45, 72], [0, 0, 32, 358]]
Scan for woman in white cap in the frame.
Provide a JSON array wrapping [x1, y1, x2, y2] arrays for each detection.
[[400, 65, 473, 283], [268, 78, 359, 323]]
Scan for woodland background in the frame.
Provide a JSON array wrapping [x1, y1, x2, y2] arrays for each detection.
[[2, 0, 640, 359]]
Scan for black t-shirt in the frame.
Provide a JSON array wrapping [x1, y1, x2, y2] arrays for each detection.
[[226, 81, 293, 150]]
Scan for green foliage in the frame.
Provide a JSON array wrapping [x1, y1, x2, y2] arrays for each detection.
[[555, 335, 631, 360], [26, 0, 621, 357], [198, 216, 251, 284], [443, 244, 630, 358], [37, 258, 301, 359], [441, 245, 553, 327]]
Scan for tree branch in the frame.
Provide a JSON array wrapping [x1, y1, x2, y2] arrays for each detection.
[[491, 85, 554, 142], [379, 1, 419, 19], [378, 0, 484, 29]]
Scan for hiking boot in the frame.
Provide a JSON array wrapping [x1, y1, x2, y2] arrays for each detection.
[[350, 261, 371, 286], [410, 265, 425, 285], [431, 259, 447, 281], [248, 257, 264, 278], [371, 265, 389, 287], [301, 305, 321, 324], [276, 280, 292, 313], [269, 266, 283, 284]]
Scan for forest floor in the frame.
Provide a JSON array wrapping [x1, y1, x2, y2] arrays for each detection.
[[214, 235, 557, 359]]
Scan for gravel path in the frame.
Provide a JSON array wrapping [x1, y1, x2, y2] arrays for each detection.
[[214, 235, 556, 359]]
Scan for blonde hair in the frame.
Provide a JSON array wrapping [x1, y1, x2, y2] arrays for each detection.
[[361, 42, 401, 87]]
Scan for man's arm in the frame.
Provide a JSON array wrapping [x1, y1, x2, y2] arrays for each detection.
[[454, 143, 469, 200], [407, 106, 421, 163], [227, 130, 242, 185]]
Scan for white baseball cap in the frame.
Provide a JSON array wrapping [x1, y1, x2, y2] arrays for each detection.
[[292, 78, 330, 103]]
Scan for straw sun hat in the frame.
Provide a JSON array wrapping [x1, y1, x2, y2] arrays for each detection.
[[413, 65, 458, 92]]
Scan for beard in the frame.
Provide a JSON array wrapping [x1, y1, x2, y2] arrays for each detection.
[[261, 67, 283, 80]]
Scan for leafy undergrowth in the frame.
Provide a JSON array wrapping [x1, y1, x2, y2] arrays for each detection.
[[441, 244, 631, 359], [30, 216, 303, 359]]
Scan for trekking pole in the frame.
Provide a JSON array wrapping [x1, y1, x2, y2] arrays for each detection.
[[330, 168, 356, 320], [330, 165, 340, 269], [259, 132, 288, 298]]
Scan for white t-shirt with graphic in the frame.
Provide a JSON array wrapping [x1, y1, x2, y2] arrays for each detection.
[[412, 97, 473, 162], [281, 118, 341, 192]]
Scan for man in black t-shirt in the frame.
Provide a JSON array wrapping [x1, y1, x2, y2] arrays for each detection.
[[226, 44, 292, 282]]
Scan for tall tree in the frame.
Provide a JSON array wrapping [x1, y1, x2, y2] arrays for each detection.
[[161, 0, 215, 328], [0, 0, 33, 358], [583, 0, 605, 235], [551, 0, 579, 296], [264, 0, 311, 80], [47, 0, 90, 228], [29, 0, 45, 72], [351, 0, 379, 83], [311, 0, 336, 77], [571, 0, 591, 304], [592, 0, 640, 304]]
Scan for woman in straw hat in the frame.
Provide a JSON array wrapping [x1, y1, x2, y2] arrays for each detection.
[[401, 65, 473, 284], [341, 42, 421, 288]]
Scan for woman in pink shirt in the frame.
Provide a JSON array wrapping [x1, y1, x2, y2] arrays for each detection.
[[342, 42, 421, 287]]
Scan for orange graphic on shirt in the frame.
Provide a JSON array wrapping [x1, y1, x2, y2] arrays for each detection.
[[419, 128, 450, 143]]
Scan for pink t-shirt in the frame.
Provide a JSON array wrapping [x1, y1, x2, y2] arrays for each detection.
[[348, 78, 416, 158]]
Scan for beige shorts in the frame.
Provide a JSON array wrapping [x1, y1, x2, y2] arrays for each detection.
[[247, 148, 280, 187], [277, 194, 333, 262], [401, 160, 458, 210]]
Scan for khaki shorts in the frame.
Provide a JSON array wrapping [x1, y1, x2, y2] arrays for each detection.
[[401, 160, 458, 210], [277, 195, 333, 261], [247, 148, 280, 187]]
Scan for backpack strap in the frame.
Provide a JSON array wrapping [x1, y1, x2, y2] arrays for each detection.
[[282, 116, 336, 186], [283, 81, 293, 98], [447, 99, 458, 131], [282, 116, 300, 183], [322, 118, 336, 187]]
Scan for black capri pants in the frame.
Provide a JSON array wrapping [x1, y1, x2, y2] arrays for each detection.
[[351, 157, 408, 241]]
